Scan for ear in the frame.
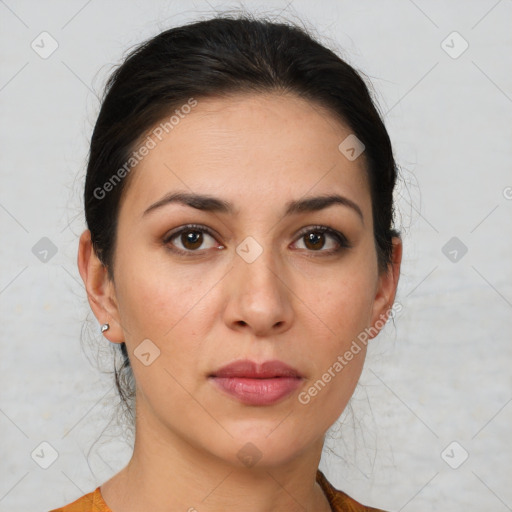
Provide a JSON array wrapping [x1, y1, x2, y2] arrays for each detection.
[[368, 236, 403, 339], [77, 229, 124, 344]]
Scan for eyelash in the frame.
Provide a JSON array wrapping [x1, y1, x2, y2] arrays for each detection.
[[162, 223, 351, 257]]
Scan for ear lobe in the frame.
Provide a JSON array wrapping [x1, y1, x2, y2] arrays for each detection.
[[77, 229, 124, 344], [368, 236, 403, 339]]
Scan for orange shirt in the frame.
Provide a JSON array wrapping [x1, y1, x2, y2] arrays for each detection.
[[49, 469, 387, 512]]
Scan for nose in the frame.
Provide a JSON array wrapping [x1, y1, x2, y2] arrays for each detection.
[[223, 247, 294, 337]]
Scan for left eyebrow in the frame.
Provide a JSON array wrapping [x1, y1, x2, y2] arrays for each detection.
[[142, 191, 364, 223], [284, 194, 364, 223]]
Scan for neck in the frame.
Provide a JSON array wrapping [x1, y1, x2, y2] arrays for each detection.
[[101, 404, 331, 512]]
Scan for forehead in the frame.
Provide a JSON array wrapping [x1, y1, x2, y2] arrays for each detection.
[[120, 92, 371, 219]]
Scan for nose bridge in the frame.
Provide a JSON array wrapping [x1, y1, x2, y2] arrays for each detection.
[[235, 238, 283, 301], [225, 235, 293, 334]]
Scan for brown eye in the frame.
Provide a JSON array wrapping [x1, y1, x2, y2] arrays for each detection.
[[293, 226, 350, 254], [164, 224, 221, 254], [180, 230, 204, 250], [303, 232, 326, 251]]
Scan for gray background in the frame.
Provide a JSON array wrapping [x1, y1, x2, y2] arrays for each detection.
[[0, 0, 511, 511]]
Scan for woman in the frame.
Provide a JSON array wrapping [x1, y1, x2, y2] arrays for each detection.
[[51, 14, 402, 512]]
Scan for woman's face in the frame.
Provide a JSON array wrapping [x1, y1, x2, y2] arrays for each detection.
[[86, 93, 400, 469]]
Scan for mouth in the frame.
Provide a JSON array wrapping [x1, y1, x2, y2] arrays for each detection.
[[208, 359, 304, 406]]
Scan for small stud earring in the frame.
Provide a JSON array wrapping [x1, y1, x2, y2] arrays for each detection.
[[101, 323, 110, 333]]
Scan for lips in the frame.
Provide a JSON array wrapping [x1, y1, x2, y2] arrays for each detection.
[[210, 359, 303, 379], [209, 359, 304, 406]]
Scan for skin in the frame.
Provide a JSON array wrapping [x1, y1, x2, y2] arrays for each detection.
[[78, 92, 402, 512]]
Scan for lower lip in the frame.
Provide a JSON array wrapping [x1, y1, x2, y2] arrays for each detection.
[[210, 377, 303, 405]]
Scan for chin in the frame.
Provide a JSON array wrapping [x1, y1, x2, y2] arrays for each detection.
[[210, 420, 315, 469]]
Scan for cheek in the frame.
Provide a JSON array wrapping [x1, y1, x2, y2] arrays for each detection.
[[307, 280, 371, 380], [296, 274, 372, 427], [292, 255, 376, 411], [114, 246, 218, 341], [299, 264, 376, 345], [115, 267, 211, 401]]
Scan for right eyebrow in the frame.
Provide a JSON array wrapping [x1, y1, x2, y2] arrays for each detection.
[[142, 192, 234, 217]]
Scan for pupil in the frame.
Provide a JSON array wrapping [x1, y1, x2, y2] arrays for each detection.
[[183, 231, 202, 249], [305, 232, 324, 250]]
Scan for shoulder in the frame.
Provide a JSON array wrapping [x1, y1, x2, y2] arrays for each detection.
[[51, 473, 385, 512], [48, 487, 111, 512], [316, 469, 389, 512]]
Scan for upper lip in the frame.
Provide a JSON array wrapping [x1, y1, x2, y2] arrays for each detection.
[[209, 359, 303, 379]]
